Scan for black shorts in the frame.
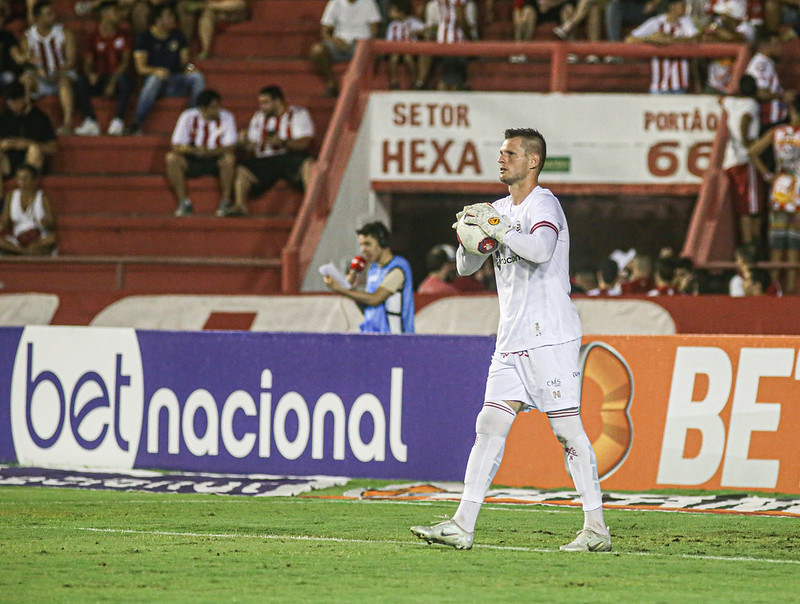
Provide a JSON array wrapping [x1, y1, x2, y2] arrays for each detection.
[[185, 154, 222, 179], [243, 151, 309, 194], [536, 1, 574, 23]]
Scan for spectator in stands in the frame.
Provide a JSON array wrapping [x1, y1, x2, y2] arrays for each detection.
[[647, 255, 677, 295], [323, 221, 415, 333], [0, 162, 56, 255], [17, 1, 77, 135], [0, 1, 23, 87], [494, 0, 574, 64], [0, 80, 56, 197], [587, 257, 622, 295], [310, 0, 382, 97], [626, 0, 699, 94], [745, 34, 793, 132], [385, 0, 424, 88], [721, 74, 763, 245], [229, 85, 315, 217], [129, 0, 193, 38], [554, 0, 605, 63], [187, 0, 249, 60], [128, 3, 205, 134], [166, 88, 236, 217], [620, 252, 654, 293], [764, 0, 799, 36], [674, 256, 699, 294], [605, 0, 659, 45], [418, 242, 458, 294], [744, 266, 773, 294], [73, 1, 133, 136], [748, 93, 800, 294], [570, 267, 597, 293], [702, 0, 756, 95], [417, 0, 480, 90]]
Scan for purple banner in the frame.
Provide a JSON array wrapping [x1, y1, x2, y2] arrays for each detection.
[[1, 327, 494, 481]]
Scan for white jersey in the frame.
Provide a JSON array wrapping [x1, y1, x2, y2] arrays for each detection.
[[9, 188, 50, 238], [467, 186, 582, 352], [246, 106, 315, 158], [630, 15, 697, 93], [722, 96, 760, 169], [320, 0, 381, 43], [171, 107, 237, 150], [746, 52, 786, 125], [425, 0, 478, 42], [25, 24, 68, 76], [386, 16, 425, 41]]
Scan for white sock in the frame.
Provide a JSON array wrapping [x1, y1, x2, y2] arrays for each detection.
[[547, 409, 606, 533], [453, 401, 516, 533]]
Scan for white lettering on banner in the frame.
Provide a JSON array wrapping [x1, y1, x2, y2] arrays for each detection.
[[381, 139, 482, 176], [146, 368, 408, 463], [12, 328, 408, 467], [657, 347, 797, 488], [10, 326, 144, 469]]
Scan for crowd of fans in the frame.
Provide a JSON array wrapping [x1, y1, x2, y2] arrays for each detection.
[[0, 0, 798, 296]]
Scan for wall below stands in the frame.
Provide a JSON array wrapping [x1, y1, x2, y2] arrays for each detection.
[[2, 292, 799, 335]]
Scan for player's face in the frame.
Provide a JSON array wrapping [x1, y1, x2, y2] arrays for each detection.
[[358, 234, 382, 263], [498, 137, 536, 185]]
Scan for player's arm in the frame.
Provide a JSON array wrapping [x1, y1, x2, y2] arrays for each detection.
[[456, 245, 488, 275], [748, 127, 776, 181], [504, 222, 559, 264]]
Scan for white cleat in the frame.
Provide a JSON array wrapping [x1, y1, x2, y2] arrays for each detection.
[[559, 528, 612, 552], [410, 519, 474, 550]]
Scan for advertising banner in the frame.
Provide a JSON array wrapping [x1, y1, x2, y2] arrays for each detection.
[[369, 92, 720, 185], [2, 328, 799, 494]]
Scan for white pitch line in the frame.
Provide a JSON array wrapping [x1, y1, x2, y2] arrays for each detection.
[[65, 526, 800, 566]]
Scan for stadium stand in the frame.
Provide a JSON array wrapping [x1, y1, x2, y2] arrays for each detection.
[[1, 0, 799, 312]]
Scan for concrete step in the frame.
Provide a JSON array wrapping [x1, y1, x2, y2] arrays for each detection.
[[46, 175, 303, 217], [55, 215, 294, 257]]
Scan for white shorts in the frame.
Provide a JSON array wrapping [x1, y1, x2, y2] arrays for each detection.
[[484, 338, 581, 413]]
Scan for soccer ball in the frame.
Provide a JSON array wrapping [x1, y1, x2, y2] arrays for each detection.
[[455, 212, 499, 256]]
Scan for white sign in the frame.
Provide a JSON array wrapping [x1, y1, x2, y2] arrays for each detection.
[[369, 92, 722, 185]]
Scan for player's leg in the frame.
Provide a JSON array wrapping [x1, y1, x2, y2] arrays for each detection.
[[531, 339, 610, 552], [411, 353, 523, 549]]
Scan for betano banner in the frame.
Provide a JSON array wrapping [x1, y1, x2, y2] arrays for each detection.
[[369, 92, 721, 184], [1, 328, 798, 493]]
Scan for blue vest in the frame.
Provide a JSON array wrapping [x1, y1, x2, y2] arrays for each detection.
[[360, 255, 415, 334]]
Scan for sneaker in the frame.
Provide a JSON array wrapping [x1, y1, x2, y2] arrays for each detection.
[[222, 205, 248, 217], [126, 123, 143, 136], [107, 117, 124, 136], [559, 528, 612, 552], [410, 519, 473, 550], [215, 199, 232, 217], [75, 118, 101, 136], [55, 124, 73, 136], [566, 53, 579, 64], [174, 199, 194, 217], [586, 54, 601, 64], [553, 25, 569, 40], [604, 55, 623, 64], [509, 54, 528, 64]]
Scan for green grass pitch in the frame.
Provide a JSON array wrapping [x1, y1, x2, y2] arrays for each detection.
[[1, 481, 799, 602]]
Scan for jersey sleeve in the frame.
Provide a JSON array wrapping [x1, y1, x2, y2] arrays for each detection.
[[630, 15, 660, 38], [290, 108, 315, 139], [217, 112, 236, 147], [171, 111, 191, 145]]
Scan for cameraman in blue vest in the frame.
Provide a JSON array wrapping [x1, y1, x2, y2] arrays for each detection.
[[323, 221, 415, 333]]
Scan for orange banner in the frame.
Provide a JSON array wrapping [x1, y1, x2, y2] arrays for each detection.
[[495, 335, 800, 494]]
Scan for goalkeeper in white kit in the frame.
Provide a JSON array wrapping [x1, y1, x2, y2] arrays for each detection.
[[411, 128, 611, 552]]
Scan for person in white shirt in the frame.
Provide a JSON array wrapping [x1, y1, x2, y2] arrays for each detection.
[[385, 0, 425, 89], [0, 162, 57, 255], [745, 34, 793, 130], [721, 74, 763, 244], [626, 0, 699, 94], [230, 85, 315, 217], [166, 88, 237, 217], [411, 128, 611, 553], [309, 0, 382, 97]]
